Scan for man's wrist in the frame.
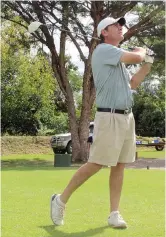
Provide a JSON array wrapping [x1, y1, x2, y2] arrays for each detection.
[[142, 62, 152, 74], [144, 55, 154, 64]]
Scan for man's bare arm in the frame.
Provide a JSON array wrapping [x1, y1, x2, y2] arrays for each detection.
[[120, 47, 146, 64], [130, 63, 152, 89]]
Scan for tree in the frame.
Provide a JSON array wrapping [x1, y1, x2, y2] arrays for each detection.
[[1, 22, 56, 135], [2, 1, 165, 160], [2, 20, 83, 135], [132, 79, 165, 137]]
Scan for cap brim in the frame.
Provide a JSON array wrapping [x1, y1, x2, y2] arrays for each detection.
[[117, 17, 126, 26]]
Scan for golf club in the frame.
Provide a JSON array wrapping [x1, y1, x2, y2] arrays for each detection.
[[28, 21, 155, 56], [28, 21, 43, 33], [28, 21, 99, 40]]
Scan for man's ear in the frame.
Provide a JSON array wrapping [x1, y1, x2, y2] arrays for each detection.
[[101, 29, 107, 37]]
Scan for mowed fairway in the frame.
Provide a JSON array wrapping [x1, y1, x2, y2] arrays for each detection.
[[1, 158, 165, 237]]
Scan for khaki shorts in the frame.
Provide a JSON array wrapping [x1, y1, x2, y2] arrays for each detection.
[[88, 112, 136, 166]]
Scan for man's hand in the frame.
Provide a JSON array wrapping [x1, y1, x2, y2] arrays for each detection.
[[129, 47, 154, 64], [146, 48, 155, 56], [144, 48, 154, 64], [144, 55, 154, 64]]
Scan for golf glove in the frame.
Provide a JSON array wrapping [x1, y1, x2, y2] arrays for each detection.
[[144, 48, 154, 64]]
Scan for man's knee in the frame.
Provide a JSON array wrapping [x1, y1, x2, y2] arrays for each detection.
[[111, 163, 125, 172], [86, 162, 102, 174], [117, 163, 125, 169]]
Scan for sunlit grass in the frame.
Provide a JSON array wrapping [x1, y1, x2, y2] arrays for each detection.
[[1, 165, 165, 237]]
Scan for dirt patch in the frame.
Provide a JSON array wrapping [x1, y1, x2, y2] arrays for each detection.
[[126, 158, 165, 169]]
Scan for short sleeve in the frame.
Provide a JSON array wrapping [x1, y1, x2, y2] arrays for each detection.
[[102, 44, 125, 66]]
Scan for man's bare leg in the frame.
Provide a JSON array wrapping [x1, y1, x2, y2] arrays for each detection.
[[60, 162, 102, 204], [109, 163, 125, 212], [108, 163, 127, 228]]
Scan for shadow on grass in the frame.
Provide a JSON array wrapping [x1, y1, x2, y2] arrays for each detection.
[[2, 158, 52, 167], [2, 157, 165, 171], [39, 225, 125, 237], [1, 158, 82, 171]]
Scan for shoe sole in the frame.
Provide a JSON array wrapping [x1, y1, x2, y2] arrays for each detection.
[[109, 224, 127, 229]]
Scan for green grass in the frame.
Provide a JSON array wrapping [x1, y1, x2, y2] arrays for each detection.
[[136, 150, 165, 159], [1, 161, 165, 237]]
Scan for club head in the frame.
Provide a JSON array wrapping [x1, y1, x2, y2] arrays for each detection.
[[28, 21, 43, 33]]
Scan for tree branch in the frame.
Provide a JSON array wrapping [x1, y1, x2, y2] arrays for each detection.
[[118, 2, 138, 17], [40, 3, 87, 63], [6, 2, 31, 24], [70, 4, 90, 47], [16, 1, 35, 22], [1, 16, 27, 29], [104, 1, 138, 18], [59, 2, 68, 83], [31, 1, 67, 97], [2, 2, 50, 52], [2, 12, 47, 46], [123, 5, 163, 41]]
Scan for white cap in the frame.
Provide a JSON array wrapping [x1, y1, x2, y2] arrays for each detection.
[[97, 17, 126, 37]]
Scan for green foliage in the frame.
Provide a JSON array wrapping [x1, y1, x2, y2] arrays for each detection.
[[2, 16, 31, 51], [127, 2, 165, 77], [69, 70, 82, 93], [53, 56, 83, 114], [39, 112, 69, 135], [1, 22, 56, 135], [133, 79, 165, 137], [1, 20, 83, 135]]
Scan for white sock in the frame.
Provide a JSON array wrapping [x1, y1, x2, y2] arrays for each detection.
[[56, 194, 65, 207], [110, 211, 119, 215]]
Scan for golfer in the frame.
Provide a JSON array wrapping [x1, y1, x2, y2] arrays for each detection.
[[50, 17, 154, 228]]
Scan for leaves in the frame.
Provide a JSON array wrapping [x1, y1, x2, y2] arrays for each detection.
[[133, 80, 165, 137], [1, 21, 56, 135]]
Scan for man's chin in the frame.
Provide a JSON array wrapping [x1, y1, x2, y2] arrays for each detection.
[[119, 35, 124, 42]]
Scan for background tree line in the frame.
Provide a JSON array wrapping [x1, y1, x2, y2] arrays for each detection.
[[1, 1, 165, 160], [1, 20, 82, 135]]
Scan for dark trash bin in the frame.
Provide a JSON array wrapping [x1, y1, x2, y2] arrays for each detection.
[[54, 154, 71, 167]]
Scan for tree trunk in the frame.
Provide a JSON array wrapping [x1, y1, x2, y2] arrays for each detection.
[[51, 51, 81, 161], [77, 1, 103, 161], [65, 87, 81, 161], [79, 51, 96, 161]]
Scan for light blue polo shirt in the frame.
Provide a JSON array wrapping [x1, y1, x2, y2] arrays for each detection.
[[91, 43, 133, 110]]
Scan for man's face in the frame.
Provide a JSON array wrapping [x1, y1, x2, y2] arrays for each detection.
[[102, 23, 124, 42]]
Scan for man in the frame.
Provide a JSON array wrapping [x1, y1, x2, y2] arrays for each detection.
[[50, 17, 154, 228]]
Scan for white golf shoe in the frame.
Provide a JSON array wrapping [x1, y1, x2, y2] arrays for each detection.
[[108, 211, 127, 228], [50, 194, 65, 225]]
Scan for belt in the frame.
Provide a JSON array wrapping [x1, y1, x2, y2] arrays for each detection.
[[97, 108, 132, 115]]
